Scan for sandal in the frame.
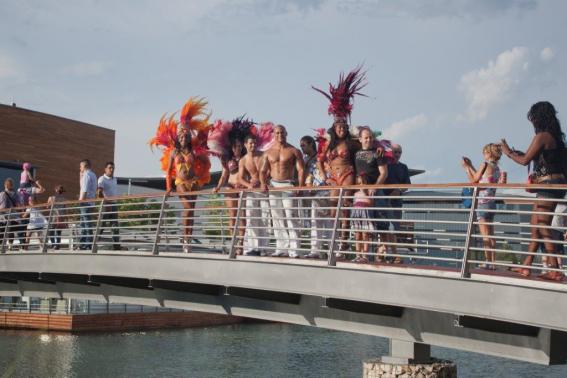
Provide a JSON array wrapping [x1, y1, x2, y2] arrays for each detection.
[[538, 271, 564, 282], [510, 267, 531, 277]]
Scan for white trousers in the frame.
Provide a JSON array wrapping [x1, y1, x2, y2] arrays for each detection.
[[311, 194, 332, 255], [269, 181, 301, 256], [243, 191, 269, 253]]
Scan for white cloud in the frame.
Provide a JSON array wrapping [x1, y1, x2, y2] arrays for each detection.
[[458, 46, 529, 122], [382, 113, 428, 140], [0, 53, 20, 79], [63, 61, 110, 77], [540, 47, 555, 62]]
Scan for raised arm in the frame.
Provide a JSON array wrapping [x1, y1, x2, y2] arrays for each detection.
[[462, 159, 487, 183], [501, 134, 545, 166]]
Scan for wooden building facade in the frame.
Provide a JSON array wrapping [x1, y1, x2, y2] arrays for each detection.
[[0, 104, 115, 202]]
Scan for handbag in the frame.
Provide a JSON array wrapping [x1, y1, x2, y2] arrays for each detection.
[[461, 187, 474, 208]]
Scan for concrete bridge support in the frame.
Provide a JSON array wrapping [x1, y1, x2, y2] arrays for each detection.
[[363, 339, 457, 377]]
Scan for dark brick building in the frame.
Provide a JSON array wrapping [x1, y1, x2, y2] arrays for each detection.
[[0, 104, 115, 202]]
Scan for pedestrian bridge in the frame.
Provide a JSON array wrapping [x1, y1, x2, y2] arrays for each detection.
[[1, 183, 566, 365]]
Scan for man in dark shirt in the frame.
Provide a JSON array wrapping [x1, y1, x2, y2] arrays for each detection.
[[385, 144, 411, 262], [0, 178, 23, 251]]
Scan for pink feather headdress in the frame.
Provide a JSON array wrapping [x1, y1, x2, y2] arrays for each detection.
[[256, 122, 276, 152], [314, 128, 330, 161], [208, 120, 234, 158]]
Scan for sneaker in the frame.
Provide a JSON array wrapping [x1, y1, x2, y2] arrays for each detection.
[[304, 253, 321, 259], [271, 251, 288, 257], [335, 253, 346, 261], [244, 250, 261, 256], [289, 254, 302, 259], [353, 256, 368, 263]]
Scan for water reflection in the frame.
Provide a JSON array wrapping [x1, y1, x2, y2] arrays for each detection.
[[0, 324, 566, 378]]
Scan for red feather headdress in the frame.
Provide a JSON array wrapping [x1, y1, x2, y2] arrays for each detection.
[[312, 66, 368, 122]]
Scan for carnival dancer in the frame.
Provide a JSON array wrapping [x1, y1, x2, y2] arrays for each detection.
[[150, 98, 211, 253], [260, 125, 305, 257], [239, 133, 270, 256], [212, 117, 255, 254], [301, 135, 331, 259], [312, 66, 367, 254]]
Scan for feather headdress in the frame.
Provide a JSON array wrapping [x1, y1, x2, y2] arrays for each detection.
[[149, 114, 179, 179], [314, 128, 330, 161], [228, 115, 257, 143], [312, 66, 367, 122], [256, 122, 276, 152], [208, 120, 234, 158], [149, 97, 212, 190]]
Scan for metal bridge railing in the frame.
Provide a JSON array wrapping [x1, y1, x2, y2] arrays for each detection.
[[1, 183, 566, 282]]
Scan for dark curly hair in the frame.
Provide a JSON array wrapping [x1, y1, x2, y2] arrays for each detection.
[[527, 101, 565, 148], [327, 119, 350, 152]]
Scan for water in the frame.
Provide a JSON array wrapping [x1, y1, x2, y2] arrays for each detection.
[[1, 324, 566, 378]]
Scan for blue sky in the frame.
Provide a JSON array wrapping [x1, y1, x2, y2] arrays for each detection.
[[1, 0, 566, 183]]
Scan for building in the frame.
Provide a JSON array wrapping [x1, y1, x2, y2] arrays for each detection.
[[0, 103, 115, 201]]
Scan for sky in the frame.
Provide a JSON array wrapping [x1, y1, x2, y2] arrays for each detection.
[[1, 0, 566, 183]]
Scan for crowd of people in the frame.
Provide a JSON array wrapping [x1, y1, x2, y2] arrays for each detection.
[[1, 64, 566, 281], [0, 160, 119, 251]]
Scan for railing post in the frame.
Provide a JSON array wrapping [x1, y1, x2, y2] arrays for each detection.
[[152, 194, 168, 255], [91, 199, 105, 254], [229, 191, 246, 259], [327, 188, 344, 267], [460, 187, 479, 278], [1, 208, 12, 253], [42, 201, 56, 253]]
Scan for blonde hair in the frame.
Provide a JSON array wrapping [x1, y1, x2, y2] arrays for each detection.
[[483, 143, 502, 162]]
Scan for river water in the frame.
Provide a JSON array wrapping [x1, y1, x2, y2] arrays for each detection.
[[1, 323, 566, 378]]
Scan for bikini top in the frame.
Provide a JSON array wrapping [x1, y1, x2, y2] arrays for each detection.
[[327, 148, 350, 161], [227, 158, 239, 174], [175, 152, 193, 175]]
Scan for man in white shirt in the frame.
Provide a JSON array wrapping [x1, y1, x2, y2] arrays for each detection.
[[79, 159, 97, 250], [97, 162, 120, 250]]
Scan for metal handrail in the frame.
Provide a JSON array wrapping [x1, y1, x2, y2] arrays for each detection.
[[2, 183, 567, 283]]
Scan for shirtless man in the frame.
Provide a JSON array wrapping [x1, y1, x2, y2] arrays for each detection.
[[260, 125, 305, 257], [238, 135, 269, 256]]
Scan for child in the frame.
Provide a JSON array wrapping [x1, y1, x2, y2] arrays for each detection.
[[461, 143, 502, 269], [24, 196, 46, 250], [351, 175, 374, 263], [19, 162, 35, 204]]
